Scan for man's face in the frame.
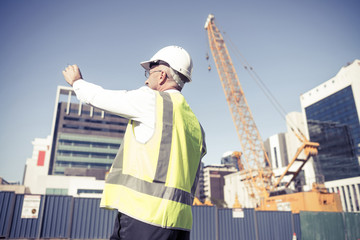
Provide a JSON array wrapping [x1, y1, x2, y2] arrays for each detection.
[[145, 66, 163, 91]]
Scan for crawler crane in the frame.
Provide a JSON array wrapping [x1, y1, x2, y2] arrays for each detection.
[[204, 14, 342, 213]]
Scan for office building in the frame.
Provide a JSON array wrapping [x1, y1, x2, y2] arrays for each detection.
[[23, 86, 128, 196], [300, 59, 360, 182], [307, 120, 359, 181], [325, 176, 360, 212], [23, 136, 52, 192], [0, 177, 29, 194], [194, 162, 205, 202], [224, 169, 263, 208], [49, 86, 127, 178], [264, 133, 303, 190], [221, 151, 240, 170], [284, 112, 316, 191], [203, 164, 237, 206], [264, 133, 289, 169]]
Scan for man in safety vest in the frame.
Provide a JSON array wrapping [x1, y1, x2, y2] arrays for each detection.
[[62, 46, 207, 240]]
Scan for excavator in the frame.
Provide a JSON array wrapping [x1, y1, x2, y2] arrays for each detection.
[[204, 14, 342, 213]]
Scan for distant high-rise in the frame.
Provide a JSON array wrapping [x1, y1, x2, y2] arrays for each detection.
[[263, 133, 306, 190], [203, 164, 237, 206], [48, 86, 128, 180], [264, 133, 288, 169], [221, 151, 240, 170], [301, 59, 360, 182], [194, 162, 205, 202], [284, 112, 316, 191]]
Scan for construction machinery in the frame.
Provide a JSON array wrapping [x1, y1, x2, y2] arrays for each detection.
[[204, 14, 342, 213]]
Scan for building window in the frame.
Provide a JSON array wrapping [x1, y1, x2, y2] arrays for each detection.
[[352, 184, 359, 211], [77, 189, 103, 194], [273, 147, 279, 168], [341, 186, 348, 211], [46, 188, 68, 195]]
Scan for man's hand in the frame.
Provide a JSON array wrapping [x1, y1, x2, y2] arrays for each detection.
[[62, 64, 83, 86]]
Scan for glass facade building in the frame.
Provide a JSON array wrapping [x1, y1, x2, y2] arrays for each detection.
[[305, 86, 360, 156], [301, 60, 360, 183], [307, 120, 360, 181]]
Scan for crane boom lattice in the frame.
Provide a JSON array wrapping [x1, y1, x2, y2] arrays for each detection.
[[205, 14, 272, 195]]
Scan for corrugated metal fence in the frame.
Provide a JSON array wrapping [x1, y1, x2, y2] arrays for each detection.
[[1, 192, 359, 239]]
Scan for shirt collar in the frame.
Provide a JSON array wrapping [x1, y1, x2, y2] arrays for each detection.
[[164, 89, 180, 94]]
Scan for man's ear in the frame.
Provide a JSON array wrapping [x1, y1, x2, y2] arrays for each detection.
[[159, 71, 167, 85]]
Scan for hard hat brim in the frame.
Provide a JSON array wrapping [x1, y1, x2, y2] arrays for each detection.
[[140, 60, 152, 71]]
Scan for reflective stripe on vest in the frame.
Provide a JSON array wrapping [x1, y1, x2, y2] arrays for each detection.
[[100, 91, 206, 230]]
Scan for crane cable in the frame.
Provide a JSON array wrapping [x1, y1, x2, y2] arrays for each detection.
[[205, 20, 287, 120], [219, 30, 306, 139]]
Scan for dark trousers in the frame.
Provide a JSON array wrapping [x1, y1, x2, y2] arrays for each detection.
[[110, 212, 190, 240]]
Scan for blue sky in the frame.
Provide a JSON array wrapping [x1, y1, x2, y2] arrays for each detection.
[[0, 0, 359, 182]]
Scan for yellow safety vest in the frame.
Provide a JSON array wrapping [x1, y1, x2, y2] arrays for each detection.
[[100, 91, 206, 231]]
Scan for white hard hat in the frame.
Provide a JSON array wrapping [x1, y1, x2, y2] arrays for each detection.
[[140, 46, 193, 82]]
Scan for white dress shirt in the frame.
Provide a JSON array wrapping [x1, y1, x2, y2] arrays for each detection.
[[73, 79, 180, 143]]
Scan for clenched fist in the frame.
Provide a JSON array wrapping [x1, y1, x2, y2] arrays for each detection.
[[62, 64, 83, 86]]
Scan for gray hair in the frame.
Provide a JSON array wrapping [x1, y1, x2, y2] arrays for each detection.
[[157, 62, 186, 89], [167, 67, 185, 89]]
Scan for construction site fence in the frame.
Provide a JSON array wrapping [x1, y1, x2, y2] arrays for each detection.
[[1, 192, 359, 240]]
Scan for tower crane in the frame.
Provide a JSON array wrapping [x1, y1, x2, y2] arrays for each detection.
[[204, 14, 272, 201], [204, 14, 342, 212]]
